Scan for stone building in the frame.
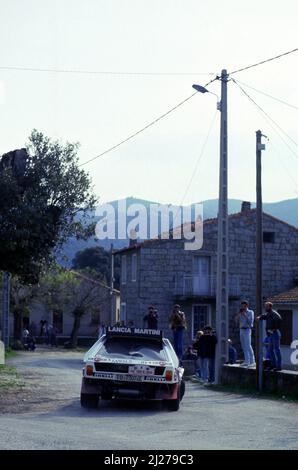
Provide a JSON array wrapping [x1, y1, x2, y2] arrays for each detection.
[[116, 203, 298, 362]]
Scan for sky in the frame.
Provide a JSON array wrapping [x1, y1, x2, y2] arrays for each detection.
[[0, 0, 298, 206]]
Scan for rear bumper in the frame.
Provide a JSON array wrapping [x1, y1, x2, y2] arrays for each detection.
[[81, 377, 179, 400]]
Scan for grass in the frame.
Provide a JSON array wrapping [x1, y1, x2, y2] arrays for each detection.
[[5, 349, 18, 360], [0, 364, 21, 390]]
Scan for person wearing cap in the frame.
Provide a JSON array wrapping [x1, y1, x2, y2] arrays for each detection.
[[235, 300, 255, 367], [143, 305, 158, 329], [169, 304, 187, 361]]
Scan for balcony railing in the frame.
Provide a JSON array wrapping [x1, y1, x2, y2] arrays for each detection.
[[174, 274, 240, 297]]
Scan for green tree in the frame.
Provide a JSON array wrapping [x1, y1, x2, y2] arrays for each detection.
[[0, 130, 97, 284], [37, 267, 107, 348]]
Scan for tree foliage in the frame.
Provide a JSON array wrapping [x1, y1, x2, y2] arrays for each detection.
[[0, 130, 97, 283]]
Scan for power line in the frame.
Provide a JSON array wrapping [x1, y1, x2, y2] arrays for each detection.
[[236, 79, 298, 111], [178, 109, 218, 209], [79, 79, 218, 167], [232, 79, 298, 157], [230, 47, 298, 75], [0, 65, 215, 77], [265, 138, 298, 195]]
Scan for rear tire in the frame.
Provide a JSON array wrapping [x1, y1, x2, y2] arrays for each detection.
[[166, 384, 181, 411], [180, 380, 185, 400], [80, 393, 99, 409]]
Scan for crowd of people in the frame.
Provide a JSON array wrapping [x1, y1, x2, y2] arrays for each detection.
[[21, 301, 283, 375], [143, 300, 283, 382], [22, 319, 58, 350]]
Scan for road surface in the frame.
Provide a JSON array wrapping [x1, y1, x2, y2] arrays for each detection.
[[0, 349, 297, 450]]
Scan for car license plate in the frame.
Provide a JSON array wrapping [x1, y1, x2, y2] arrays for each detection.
[[128, 365, 155, 376], [115, 374, 144, 382]]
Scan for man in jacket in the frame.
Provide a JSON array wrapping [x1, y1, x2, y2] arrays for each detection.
[[258, 302, 282, 371]]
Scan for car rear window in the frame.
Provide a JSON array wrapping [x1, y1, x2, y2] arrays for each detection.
[[98, 337, 167, 361]]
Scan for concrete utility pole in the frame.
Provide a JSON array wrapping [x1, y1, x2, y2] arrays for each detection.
[[255, 130, 266, 391], [1, 272, 11, 349], [215, 69, 229, 384]]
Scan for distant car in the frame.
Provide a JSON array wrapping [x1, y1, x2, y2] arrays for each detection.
[[80, 326, 185, 411]]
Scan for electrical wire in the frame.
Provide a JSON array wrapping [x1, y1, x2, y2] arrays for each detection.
[[171, 109, 218, 228], [176, 109, 218, 211], [79, 78, 218, 167], [235, 79, 298, 111], [230, 47, 298, 75], [232, 79, 298, 158], [0, 65, 215, 77], [264, 138, 298, 195]]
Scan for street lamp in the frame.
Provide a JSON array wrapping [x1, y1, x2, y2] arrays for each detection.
[[192, 84, 221, 110], [192, 70, 229, 384]]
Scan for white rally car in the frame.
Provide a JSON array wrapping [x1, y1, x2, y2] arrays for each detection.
[[80, 326, 185, 411]]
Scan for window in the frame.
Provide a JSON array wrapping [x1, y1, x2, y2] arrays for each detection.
[[120, 302, 127, 324], [278, 309, 293, 346], [121, 255, 127, 284], [192, 305, 210, 338], [263, 231, 275, 243], [131, 253, 137, 282], [53, 310, 63, 334]]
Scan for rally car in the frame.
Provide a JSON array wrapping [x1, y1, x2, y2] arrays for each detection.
[[80, 326, 185, 411]]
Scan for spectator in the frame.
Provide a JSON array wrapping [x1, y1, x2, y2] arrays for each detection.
[[258, 302, 282, 371], [234, 300, 255, 367], [169, 304, 187, 361], [43, 321, 52, 345], [263, 334, 272, 369], [182, 346, 197, 360], [192, 330, 204, 378], [98, 323, 106, 338], [199, 326, 217, 384], [227, 339, 237, 364], [143, 306, 158, 329], [49, 324, 58, 347]]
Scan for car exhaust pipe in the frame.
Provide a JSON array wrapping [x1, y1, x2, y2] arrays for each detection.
[[116, 389, 143, 398]]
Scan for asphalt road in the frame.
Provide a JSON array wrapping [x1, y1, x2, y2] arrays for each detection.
[[0, 349, 297, 450]]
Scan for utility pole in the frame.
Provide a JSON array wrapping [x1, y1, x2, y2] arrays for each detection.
[[215, 69, 229, 383], [1, 272, 11, 349], [256, 130, 266, 391], [110, 243, 114, 325]]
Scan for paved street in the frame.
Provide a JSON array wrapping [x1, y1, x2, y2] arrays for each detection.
[[0, 349, 297, 450]]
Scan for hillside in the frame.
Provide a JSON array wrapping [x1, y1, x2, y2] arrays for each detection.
[[57, 197, 298, 266]]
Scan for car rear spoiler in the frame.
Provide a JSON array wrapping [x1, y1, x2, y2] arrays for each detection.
[[106, 326, 163, 341]]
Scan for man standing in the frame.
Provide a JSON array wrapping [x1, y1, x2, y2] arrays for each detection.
[[169, 304, 187, 361], [199, 326, 217, 384], [143, 305, 159, 330], [235, 300, 255, 367], [258, 302, 282, 371]]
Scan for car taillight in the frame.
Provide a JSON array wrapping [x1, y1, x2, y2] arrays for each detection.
[[165, 370, 173, 381], [86, 365, 94, 376]]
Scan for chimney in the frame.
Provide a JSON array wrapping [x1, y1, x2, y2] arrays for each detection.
[[241, 201, 251, 213]]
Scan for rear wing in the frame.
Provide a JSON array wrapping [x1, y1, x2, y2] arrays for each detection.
[[106, 326, 163, 341]]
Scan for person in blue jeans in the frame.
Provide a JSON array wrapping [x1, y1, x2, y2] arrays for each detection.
[[258, 302, 282, 371], [169, 305, 187, 361], [199, 326, 217, 384]]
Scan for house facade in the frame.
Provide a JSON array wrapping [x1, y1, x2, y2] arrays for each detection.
[[116, 203, 298, 361], [268, 286, 298, 368]]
